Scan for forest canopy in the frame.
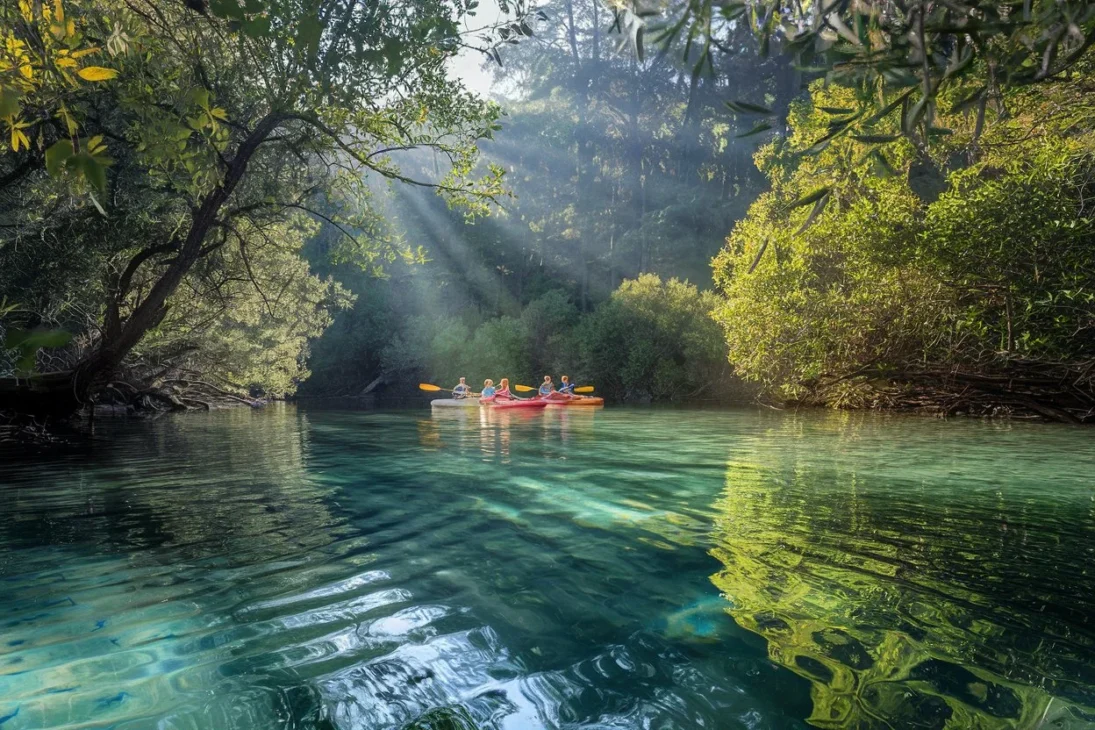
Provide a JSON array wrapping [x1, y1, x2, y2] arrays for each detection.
[[2, 0, 1094, 421]]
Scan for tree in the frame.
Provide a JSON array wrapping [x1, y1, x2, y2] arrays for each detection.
[[712, 77, 1095, 420], [613, 0, 1095, 154], [1, 0, 518, 413], [569, 274, 739, 401]]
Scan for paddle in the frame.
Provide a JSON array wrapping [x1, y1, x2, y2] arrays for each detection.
[[516, 384, 596, 395], [419, 383, 480, 398]]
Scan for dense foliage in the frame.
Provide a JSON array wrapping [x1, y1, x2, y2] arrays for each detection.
[[566, 275, 736, 401], [713, 76, 1095, 420], [304, 269, 743, 402], [0, 0, 510, 410]]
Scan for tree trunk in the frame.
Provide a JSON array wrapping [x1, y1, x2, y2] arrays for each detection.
[[6, 113, 285, 416]]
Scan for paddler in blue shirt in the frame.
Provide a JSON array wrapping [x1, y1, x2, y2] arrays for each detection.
[[480, 379, 497, 400], [538, 376, 555, 397], [452, 377, 471, 399], [558, 375, 576, 396]]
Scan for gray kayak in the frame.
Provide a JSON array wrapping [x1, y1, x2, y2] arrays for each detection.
[[430, 398, 481, 408]]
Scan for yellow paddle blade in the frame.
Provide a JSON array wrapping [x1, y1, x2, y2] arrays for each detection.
[[418, 383, 442, 392], [514, 384, 535, 392], [574, 386, 595, 393]]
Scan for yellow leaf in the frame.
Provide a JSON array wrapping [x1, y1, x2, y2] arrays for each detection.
[[66, 19, 75, 37], [77, 66, 117, 81], [210, 107, 227, 121], [71, 47, 101, 59], [11, 127, 30, 152], [54, 0, 64, 22], [18, 0, 32, 22], [56, 57, 77, 68], [87, 135, 104, 153]]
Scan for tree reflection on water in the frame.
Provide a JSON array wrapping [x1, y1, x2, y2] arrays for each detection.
[[708, 415, 1095, 729]]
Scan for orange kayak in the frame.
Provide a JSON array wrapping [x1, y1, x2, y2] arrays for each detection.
[[541, 396, 604, 407]]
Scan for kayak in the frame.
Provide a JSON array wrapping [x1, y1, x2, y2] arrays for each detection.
[[544, 397, 604, 407], [431, 398, 480, 408], [483, 400, 547, 411]]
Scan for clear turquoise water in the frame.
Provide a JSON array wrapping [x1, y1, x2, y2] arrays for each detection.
[[1, 405, 1094, 729]]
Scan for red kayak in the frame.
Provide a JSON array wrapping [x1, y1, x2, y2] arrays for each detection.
[[532, 393, 604, 407], [482, 397, 548, 410]]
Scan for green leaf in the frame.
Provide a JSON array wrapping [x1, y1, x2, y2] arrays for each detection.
[[298, 16, 322, 56], [243, 15, 271, 38], [867, 149, 897, 177], [800, 109, 863, 154], [45, 139, 74, 177], [736, 122, 774, 138], [726, 100, 774, 116], [71, 151, 108, 192], [4, 328, 72, 376], [188, 87, 211, 109], [0, 87, 22, 119], [794, 191, 830, 234], [903, 94, 932, 137], [787, 186, 831, 209], [882, 68, 920, 87], [208, 0, 245, 20], [865, 89, 913, 126], [950, 86, 986, 114], [852, 134, 899, 144]]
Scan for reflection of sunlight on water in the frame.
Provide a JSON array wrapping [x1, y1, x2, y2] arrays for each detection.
[[426, 407, 603, 467], [6, 407, 1095, 729], [709, 414, 1095, 729], [1, 406, 749, 730]]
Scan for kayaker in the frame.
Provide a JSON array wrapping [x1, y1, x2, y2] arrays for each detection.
[[538, 376, 555, 397], [452, 377, 471, 399], [481, 379, 497, 400], [558, 375, 577, 396], [496, 378, 514, 400]]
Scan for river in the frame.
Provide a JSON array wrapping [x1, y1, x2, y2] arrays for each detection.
[[1, 405, 1093, 729]]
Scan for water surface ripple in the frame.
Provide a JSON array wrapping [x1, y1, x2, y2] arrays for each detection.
[[1, 406, 1093, 729]]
